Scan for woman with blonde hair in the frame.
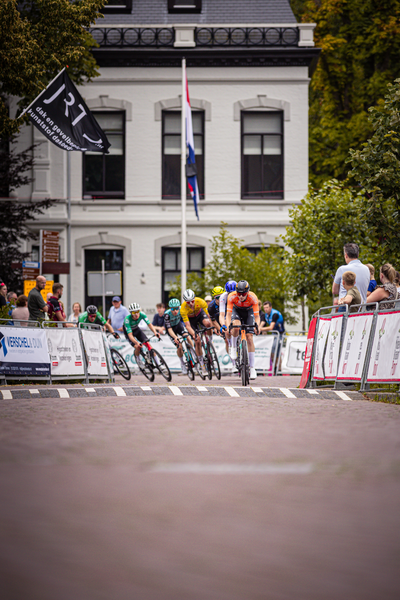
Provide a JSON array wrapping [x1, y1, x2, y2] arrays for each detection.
[[367, 264, 398, 310]]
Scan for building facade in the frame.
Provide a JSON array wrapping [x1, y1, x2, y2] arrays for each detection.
[[13, 0, 319, 321]]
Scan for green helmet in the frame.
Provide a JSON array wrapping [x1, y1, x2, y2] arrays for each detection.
[[169, 298, 181, 309]]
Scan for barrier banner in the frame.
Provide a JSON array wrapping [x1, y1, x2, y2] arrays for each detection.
[[312, 318, 330, 380], [323, 315, 344, 380], [46, 328, 85, 377], [337, 313, 374, 381], [0, 327, 50, 377], [299, 318, 317, 388], [367, 311, 400, 382], [281, 335, 307, 375], [81, 328, 108, 376]]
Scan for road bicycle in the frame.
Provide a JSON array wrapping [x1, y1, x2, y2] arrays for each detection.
[[230, 323, 257, 386], [105, 333, 131, 381], [135, 335, 172, 382], [175, 332, 204, 381], [195, 326, 221, 380]]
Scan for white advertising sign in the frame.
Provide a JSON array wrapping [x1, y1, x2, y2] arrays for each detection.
[[81, 328, 108, 376], [313, 318, 330, 380], [280, 335, 307, 374], [46, 328, 85, 377], [0, 327, 50, 377], [367, 311, 400, 382], [323, 315, 344, 380], [337, 313, 374, 381]]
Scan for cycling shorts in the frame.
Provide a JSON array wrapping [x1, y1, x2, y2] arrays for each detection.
[[166, 321, 187, 340], [187, 309, 208, 330], [231, 305, 255, 334], [123, 324, 148, 346]]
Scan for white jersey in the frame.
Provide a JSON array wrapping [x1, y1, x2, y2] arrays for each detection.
[[219, 292, 229, 323]]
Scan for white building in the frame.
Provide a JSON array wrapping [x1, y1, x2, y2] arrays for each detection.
[[13, 0, 319, 320]]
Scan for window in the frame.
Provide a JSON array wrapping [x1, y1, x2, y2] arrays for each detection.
[[241, 111, 283, 200], [245, 246, 262, 256], [162, 111, 204, 200], [85, 249, 124, 316], [162, 246, 204, 305], [103, 0, 132, 14], [83, 112, 125, 199], [168, 0, 202, 13]]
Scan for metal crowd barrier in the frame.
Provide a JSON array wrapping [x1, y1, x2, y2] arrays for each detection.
[[276, 331, 307, 375], [0, 318, 47, 384], [78, 322, 114, 383], [42, 321, 89, 384]]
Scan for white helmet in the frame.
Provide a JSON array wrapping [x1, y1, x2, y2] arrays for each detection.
[[183, 289, 195, 302], [129, 302, 141, 312]]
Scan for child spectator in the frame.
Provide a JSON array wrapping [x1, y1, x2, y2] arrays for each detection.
[[366, 264, 377, 297], [338, 271, 361, 312]]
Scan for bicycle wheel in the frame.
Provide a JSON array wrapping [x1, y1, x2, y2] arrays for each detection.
[[207, 340, 221, 380], [202, 339, 212, 380], [136, 352, 155, 382], [110, 348, 131, 381], [151, 349, 172, 382], [241, 339, 249, 386], [183, 342, 195, 381]]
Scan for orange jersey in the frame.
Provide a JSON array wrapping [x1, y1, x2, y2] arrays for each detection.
[[226, 291, 259, 315]]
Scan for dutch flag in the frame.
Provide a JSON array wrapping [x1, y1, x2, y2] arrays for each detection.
[[185, 75, 200, 220]]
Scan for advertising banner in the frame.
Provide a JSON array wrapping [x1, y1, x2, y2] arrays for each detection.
[[312, 318, 331, 380], [45, 328, 85, 377], [81, 328, 108, 376], [281, 335, 308, 375], [337, 313, 374, 381], [0, 327, 50, 377], [367, 311, 400, 382], [323, 315, 344, 380], [299, 318, 317, 388]]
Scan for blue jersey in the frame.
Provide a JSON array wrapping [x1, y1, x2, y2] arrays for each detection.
[[207, 299, 220, 321]]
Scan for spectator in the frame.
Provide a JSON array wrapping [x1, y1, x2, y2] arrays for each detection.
[[366, 264, 377, 297], [27, 276, 48, 321], [0, 281, 7, 307], [11, 295, 29, 326], [7, 291, 17, 304], [258, 300, 266, 329], [47, 282, 67, 325], [395, 271, 400, 297], [68, 302, 82, 323], [204, 295, 212, 306], [367, 264, 398, 310], [332, 243, 370, 304], [107, 296, 129, 332], [152, 302, 166, 334], [260, 301, 285, 334], [338, 271, 361, 313]]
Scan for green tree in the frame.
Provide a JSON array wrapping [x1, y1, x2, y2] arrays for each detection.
[[348, 79, 400, 262], [301, 0, 400, 188], [282, 180, 381, 316], [0, 0, 105, 138]]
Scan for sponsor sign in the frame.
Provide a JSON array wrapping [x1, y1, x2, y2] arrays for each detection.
[[281, 335, 308, 375], [299, 318, 317, 387], [337, 313, 374, 381], [81, 328, 108, 376], [323, 315, 344, 380], [367, 311, 400, 382], [45, 328, 85, 377], [0, 327, 50, 377], [312, 318, 330, 380], [24, 280, 53, 301]]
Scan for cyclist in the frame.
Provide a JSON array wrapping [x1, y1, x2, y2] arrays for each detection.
[[180, 289, 211, 374], [219, 280, 237, 368], [226, 280, 260, 380], [164, 298, 192, 375], [79, 305, 120, 338], [123, 303, 160, 362], [207, 286, 224, 335]]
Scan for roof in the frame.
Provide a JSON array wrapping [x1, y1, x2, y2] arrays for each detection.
[[99, 0, 297, 25]]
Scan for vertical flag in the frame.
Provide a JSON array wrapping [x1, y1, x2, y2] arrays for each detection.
[[185, 75, 200, 220]]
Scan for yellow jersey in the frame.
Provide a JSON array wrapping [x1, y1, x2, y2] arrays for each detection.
[[180, 297, 209, 322]]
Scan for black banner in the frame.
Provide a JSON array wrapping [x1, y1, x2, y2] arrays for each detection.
[[25, 69, 110, 153]]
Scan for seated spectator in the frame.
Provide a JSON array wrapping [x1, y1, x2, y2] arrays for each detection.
[[11, 295, 29, 326], [107, 296, 129, 331], [338, 271, 361, 312], [367, 264, 398, 310], [152, 303, 166, 334], [366, 264, 377, 297], [68, 302, 82, 323], [47, 282, 67, 325]]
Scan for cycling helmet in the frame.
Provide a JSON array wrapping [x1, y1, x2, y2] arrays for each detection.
[[128, 302, 141, 312], [182, 289, 195, 302], [236, 280, 250, 295], [86, 305, 97, 315], [225, 280, 237, 293], [211, 285, 224, 298], [169, 298, 181, 309]]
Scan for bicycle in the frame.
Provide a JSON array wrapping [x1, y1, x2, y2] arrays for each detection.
[[175, 332, 204, 381], [230, 323, 256, 386], [105, 333, 131, 381], [195, 326, 221, 380], [135, 335, 172, 382]]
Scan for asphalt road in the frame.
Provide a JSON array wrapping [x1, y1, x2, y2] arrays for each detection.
[[0, 380, 399, 600]]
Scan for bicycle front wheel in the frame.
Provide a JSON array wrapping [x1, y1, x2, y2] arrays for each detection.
[[241, 339, 249, 386], [151, 349, 172, 382], [136, 352, 155, 382], [208, 341, 221, 380], [202, 339, 212, 380], [111, 348, 131, 381]]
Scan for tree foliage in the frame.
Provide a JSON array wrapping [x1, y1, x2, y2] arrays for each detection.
[[0, 0, 105, 138], [300, 0, 400, 188]]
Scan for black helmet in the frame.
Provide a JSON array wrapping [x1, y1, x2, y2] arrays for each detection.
[[87, 305, 97, 315], [236, 280, 250, 295]]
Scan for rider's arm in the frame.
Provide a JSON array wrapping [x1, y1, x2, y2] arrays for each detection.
[[149, 323, 160, 337], [105, 321, 114, 333]]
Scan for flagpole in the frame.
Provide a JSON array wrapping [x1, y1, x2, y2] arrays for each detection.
[[67, 151, 71, 317], [181, 57, 187, 299]]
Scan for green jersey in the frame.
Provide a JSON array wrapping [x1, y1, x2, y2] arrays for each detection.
[[79, 311, 107, 326], [124, 311, 150, 333]]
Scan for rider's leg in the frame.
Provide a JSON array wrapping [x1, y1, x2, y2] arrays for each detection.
[[247, 332, 255, 367], [230, 320, 240, 358]]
